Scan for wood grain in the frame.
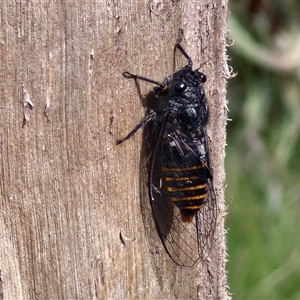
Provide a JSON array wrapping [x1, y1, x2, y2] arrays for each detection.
[[0, 1, 230, 299]]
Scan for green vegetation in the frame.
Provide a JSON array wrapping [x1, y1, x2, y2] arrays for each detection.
[[226, 1, 300, 299]]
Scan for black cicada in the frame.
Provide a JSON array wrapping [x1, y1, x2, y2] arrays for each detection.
[[117, 30, 217, 267]]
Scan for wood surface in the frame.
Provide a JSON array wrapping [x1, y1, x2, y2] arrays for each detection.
[[0, 1, 230, 299]]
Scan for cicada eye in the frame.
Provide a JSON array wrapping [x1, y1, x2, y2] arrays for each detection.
[[200, 73, 206, 83], [174, 81, 187, 93]]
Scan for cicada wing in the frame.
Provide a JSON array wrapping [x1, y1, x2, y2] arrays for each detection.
[[195, 179, 217, 260], [148, 120, 217, 267]]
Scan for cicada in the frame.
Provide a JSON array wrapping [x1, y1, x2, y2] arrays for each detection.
[[117, 30, 217, 267]]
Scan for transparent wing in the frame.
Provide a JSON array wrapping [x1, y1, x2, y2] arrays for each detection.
[[148, 119, 217, 267]]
